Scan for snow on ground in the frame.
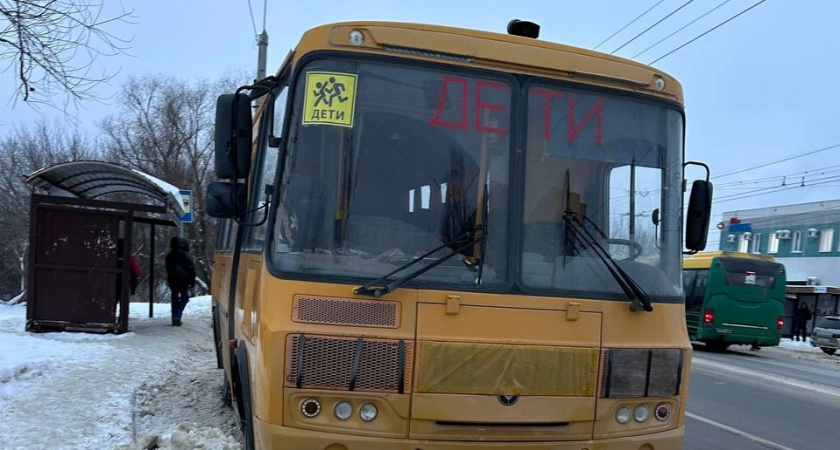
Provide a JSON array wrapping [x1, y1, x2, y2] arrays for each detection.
[[779, 337, 823, 353], [0, 297, 241, 450]]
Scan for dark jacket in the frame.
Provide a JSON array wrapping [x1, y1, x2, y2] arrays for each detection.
[[794, 306, 812, 325], [165, 237, 196, 291]]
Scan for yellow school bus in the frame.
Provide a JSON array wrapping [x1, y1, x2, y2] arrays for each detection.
[[208, 20, 712, 450]]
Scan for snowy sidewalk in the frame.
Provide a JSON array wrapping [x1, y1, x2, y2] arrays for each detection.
[[0, 297, 241, 450], [779, 337, 825, 354]]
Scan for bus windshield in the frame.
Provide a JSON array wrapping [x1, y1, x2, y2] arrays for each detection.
[[520, 84, 684, 300], [719, 258, 783, 288], [271, 59, 511, 287], [270, 57, 684, 299]]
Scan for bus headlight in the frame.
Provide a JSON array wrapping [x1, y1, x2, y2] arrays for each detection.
[[616, 406, 632, 424], [359, 403, 378, 422], [334, 401, 352, 420], [634, 405, 649, 422]]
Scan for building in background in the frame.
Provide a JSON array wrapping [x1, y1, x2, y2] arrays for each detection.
[[717, 199, 840, 337]]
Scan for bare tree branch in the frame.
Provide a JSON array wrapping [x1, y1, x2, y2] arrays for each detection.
[[0, 0, 134, 109]]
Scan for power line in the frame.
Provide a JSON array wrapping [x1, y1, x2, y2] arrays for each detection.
[[715, 164, 840, 187], [711, 142, 840, 179], [716, 173, 840, 200], [650, 0, 768, 64], [594, 0, 666, 50], [715, 175, 840, 204], [632, 0, 732, 59], [611, 0, 695, 55], [245, 0, 259, 38]]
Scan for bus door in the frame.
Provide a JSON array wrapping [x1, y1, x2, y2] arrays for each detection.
[[683, 268, 708, 338]]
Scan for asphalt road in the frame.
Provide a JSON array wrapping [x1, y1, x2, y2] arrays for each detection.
[[684, 344, 840, 450]]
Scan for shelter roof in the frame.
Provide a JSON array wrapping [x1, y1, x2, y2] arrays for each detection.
[[25, 161, 186, 217]]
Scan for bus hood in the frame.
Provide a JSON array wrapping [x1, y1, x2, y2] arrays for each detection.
[[409, 301, 601, 441]]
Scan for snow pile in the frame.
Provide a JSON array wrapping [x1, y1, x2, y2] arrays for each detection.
[[0, 296, 241, 450], [0, 333, 107, 396], [116, 423, 241, 450], [779, 338, 822, 353], [0, 302, 26, 331]]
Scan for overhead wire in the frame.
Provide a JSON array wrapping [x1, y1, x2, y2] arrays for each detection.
[[245, 0, 259, 39], [711, 142, 840, 179], [631, 0, 732, 59], [649, 0, 768, 64], [714, 175, 840, 204], [715, 164, 840, 187], [611, 0, 695, 55], [716, 173, 840, 199], [593, 0, 666, 50]]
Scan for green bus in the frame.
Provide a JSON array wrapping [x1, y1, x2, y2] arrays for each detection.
[[683, 251, 786, 351]]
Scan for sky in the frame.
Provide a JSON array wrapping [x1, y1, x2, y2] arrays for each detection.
[[2, 0, 839, 246]]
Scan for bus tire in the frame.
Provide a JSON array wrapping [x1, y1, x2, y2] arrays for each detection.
[[236, 344, 256, 450], [211, 305, 223, 369], [820, 347, 837, 356], [706, 341, 730, 352], [222, 377, 232, 407]]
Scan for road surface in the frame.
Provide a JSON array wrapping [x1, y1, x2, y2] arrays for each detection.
[[684, 343, 840, 450]]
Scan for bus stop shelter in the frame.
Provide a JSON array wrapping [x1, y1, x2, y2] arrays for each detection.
[[784, 285, 840, 338], [24, 161, 186, 333]]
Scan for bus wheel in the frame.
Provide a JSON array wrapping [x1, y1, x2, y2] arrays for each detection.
[[211, 306, 223, 369], [820, 347, 837, 356], [706, 341, 730, 352], [222, 377, 232, 407], [237, 346, 256, 450]]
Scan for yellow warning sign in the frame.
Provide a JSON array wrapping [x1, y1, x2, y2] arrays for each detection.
[[302, 72, 357, 127]]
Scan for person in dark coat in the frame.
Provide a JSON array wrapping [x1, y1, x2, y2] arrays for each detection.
[[793, 303, 812, 342], [165, 237, 196, 326]]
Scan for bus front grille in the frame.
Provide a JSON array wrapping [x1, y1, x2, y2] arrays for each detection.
[[292, 295, 400, 328], [285, 334, 414, 393]]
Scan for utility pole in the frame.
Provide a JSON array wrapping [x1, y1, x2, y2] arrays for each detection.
[[257, 30, 268, 81]]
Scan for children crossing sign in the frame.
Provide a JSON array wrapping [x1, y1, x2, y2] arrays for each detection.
[[302, 72, 357, 128], [179, 190, 193, 223]]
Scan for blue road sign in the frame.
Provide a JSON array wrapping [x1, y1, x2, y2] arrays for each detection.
[[179, 190, 193, 223], [729, 223, 751, 232]]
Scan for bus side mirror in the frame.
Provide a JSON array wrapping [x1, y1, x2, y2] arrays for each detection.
[[206, 182, 247, 219], [686, 180, 713, 251], [214, 93, 252, 179]]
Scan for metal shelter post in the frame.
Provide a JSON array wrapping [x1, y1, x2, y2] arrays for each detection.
[[149, 222, 155, 318]]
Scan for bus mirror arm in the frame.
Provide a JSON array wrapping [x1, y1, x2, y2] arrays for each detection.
[[235, 184, 274, 227]]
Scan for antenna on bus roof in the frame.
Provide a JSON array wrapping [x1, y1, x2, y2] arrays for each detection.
[[507, 20, 540, 39]]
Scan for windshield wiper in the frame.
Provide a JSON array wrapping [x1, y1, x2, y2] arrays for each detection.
[[354, 229, 484, 298], [561, 170, 652, 312]]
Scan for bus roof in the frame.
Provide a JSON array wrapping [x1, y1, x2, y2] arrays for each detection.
[[684, 251, 777, 269], [290, 21, 684, 104]]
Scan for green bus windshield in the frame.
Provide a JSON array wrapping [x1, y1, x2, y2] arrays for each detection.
[[718, 258, 783, 289]]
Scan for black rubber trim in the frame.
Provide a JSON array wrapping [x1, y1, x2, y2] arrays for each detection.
[[296, 334, 306, 389], [397, 339, 406, 394], [237, 344, 255, 450], [604, 350, 614, 398], [436, 421, 570, 428], [675, 349, 685, 396], [644, 349, 654, 397], [349, 336, 364, 391]]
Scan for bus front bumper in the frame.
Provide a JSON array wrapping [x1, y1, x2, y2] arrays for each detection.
[[253, 417, 685, 450]]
